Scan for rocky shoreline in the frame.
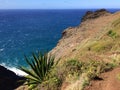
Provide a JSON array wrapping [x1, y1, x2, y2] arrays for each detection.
[[0, 65, 25, 90]]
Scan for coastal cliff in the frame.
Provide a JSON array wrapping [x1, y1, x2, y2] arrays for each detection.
[[3, 9, 120, 90], [50, 9, 120, 90], [51, 9, 120, 62]]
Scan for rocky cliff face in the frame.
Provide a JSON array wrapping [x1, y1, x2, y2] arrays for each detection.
[[51, 9, 120, 62], [81, 9, 111, 22], [3, 9, 120, 90], [50, 9, 120, 90], [0, 65, 25, 90]]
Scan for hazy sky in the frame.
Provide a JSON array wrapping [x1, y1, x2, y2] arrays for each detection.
[[0, 0, 120, 9]]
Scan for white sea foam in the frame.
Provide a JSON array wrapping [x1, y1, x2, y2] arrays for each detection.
[[0, 63, 28, 76], [8, 67, 28, 76]]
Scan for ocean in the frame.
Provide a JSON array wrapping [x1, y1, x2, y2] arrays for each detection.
[[0, 9, 119, 75]]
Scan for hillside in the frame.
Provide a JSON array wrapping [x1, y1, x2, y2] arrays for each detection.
[[50, 9, 120, 90], [51, 9, 120, 63], [17, 9, 120, 90]]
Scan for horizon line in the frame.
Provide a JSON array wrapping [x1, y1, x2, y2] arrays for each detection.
[[0, 8, 120, 10]]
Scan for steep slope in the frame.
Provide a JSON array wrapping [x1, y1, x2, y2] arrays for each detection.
[[51, 9, 120, 63], [50, 9, 120, 90], [16, 9, 120, 90]]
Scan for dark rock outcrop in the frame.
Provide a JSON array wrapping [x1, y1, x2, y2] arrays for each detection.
[[61, 9, 111, 39], [81, 9, 111, 22], [0, 65, 25, 90], [62, 27, 74, 39]]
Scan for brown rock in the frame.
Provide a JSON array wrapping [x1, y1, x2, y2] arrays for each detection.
[[81, 9, 111, 22]]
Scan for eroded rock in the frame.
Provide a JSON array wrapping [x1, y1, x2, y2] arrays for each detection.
[[81, 9, 111, 22]]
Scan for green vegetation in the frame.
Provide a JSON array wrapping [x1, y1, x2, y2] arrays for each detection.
[[85, 60, 114, 79], [91, 42, 112, 52], [86, 29, 120, 53], [64, 60, 113, 80], [58, 59, 114, 90], [19, 52, 59, 89], [20, 53, 118, 90], [107, 30, 118, 39], [19, 20, 120, 89], [63, 60, 84, 82], [36, 65, 62, 90], [64, 60, 84, 75]]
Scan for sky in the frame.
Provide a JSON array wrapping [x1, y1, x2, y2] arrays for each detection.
[[0, 0, 120, 9]]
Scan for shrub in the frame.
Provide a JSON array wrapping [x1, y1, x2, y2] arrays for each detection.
[[19, 52, 59, 89], [37, 67, 63, 90], [37, 75, 62, 90], [107, 30, 117, 39], [84, 60, 114, 80], [63, 59, 85, 77]]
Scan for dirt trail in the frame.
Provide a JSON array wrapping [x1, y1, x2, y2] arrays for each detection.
[[85, 67, 120, 90]]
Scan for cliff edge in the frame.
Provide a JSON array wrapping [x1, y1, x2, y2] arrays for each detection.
[[51, 9, 120, 62], [16, 9, 120, 90], [50, 9, 120, 90]]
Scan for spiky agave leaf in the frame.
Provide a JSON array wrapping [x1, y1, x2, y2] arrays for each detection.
[[19, 52, 58, 89], [32, 53, 43, 78], [20, 66, 40, 81], [23, 56, 42, 80]]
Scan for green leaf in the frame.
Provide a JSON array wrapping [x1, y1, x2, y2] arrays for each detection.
[[19, 51, 58, 89]]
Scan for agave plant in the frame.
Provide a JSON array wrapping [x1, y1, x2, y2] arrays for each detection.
[[19, 52, 58, 88]]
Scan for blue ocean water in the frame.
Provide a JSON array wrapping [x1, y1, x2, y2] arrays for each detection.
[[0, 9, 119, 73]]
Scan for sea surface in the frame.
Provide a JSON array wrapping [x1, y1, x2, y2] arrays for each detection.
[[0, 9, 119, 75]]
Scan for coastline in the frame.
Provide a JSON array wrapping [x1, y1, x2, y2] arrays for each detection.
[[1, 9, 120, 90], [0, 63, 27, 76]]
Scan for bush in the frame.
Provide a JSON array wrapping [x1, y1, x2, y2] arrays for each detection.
[[37, 67, 63, 90], [65, 59, 84, 74], [19, 52, 59, 89], [107, 30, 117, 39], [84, 60, 114, 80], [37, 75, 62, 90]]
